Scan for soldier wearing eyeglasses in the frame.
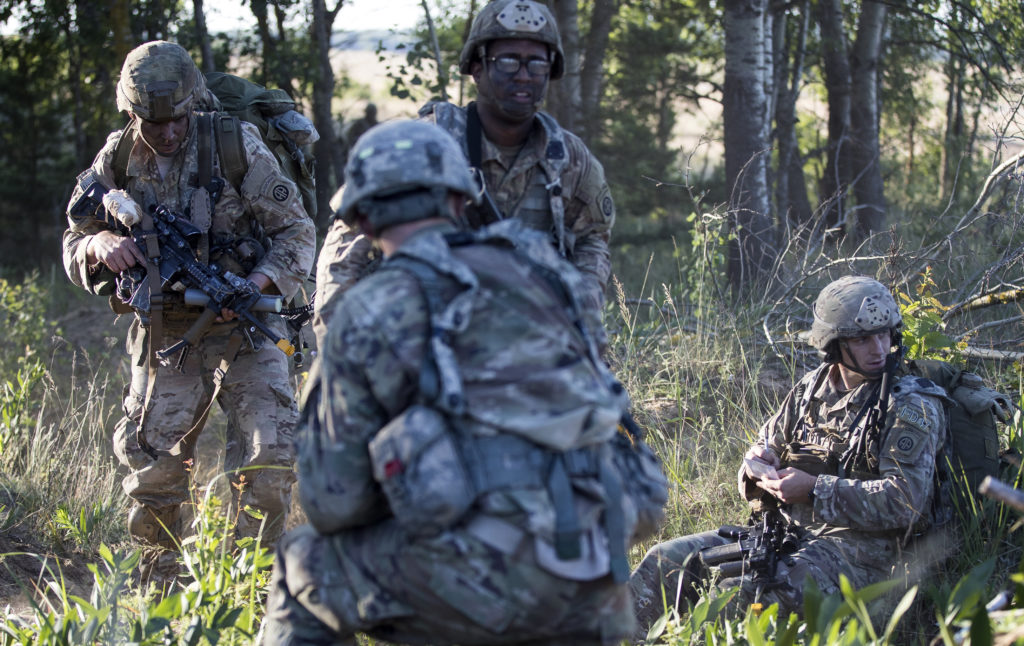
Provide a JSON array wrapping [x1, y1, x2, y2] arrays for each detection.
[[313, 0, 616, 346]]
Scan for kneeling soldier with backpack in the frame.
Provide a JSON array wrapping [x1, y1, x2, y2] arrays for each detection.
[[262, 120, 668, 646]]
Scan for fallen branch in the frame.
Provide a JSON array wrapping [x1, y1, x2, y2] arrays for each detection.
[[960, 347, 1024, 362], [945, 286, 1024, 320], [980, 475, 1024, 513]]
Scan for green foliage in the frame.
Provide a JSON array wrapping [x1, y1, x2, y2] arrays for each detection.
[[48, 499, 114, 551], [377, 1, 465, 104], [897, 268, 961, 361], [596, 0, 718, 220], [0, 492, 275, 645]]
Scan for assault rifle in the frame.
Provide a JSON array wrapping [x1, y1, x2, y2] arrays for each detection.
[[698, 505, 800, 597], [119, 204, 295, 365]]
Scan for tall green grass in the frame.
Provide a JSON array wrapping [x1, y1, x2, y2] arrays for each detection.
[[3, 227, 1024, 644]]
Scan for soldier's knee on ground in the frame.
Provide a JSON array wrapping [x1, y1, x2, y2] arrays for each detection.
[[262, 527, 355, 646], [128, 503, 182, 549]]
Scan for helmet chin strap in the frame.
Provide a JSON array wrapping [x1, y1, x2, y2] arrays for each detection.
[[837, 350, 886, 380], [836, 334, 904, 380]]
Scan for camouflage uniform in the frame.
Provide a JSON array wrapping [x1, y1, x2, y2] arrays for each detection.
[[311, 0, 615, 345], [265, 220, 646, 646], [62, 44, 315, 549], [631, 361, 948, 625]]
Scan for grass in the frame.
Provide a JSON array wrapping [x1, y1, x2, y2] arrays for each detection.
[[3, 197, 1024, 644]]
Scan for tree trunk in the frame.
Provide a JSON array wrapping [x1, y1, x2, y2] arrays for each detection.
[[772, 1, 812, 234], [723, 0, 775, 292], [459, 0, 478, 105], [546, 0, 581, 131], [311, 0, 346, 231], [816, 0, 851, 240], [848, 0, 887, 238], [578, 0, 617, 145], [193, 0, 215, 73]]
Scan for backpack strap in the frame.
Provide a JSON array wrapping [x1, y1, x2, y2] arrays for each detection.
[[466, 102, 484, 170], [534, 111, 570, 255], [213, 114, 246, 196], [111, 125, 136, 189]]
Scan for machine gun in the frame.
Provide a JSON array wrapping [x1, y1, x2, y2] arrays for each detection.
[[118, 204, 295, 365], [698, 505, 801, 598]]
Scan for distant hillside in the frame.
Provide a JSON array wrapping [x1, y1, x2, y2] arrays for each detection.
[[331, 28, 416, 52]]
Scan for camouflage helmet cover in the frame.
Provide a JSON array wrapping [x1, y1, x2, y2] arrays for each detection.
[[116, 41, 204, 120], [808, 276, 902, 352], [459, 0, 565, 79], [338, 120, 481, 227]]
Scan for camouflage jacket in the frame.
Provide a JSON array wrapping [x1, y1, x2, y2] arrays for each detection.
[[299, 220, 635, 580], [313, 102, 614, 343], [739, 363, 948, 570], [63, 116, 315, 305]]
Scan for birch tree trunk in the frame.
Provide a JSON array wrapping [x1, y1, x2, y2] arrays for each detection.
[[848, 0, 887, 238], [723, 0, 775, 292]]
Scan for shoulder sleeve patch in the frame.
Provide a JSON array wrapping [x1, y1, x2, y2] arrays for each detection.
[[894, 402, 934, 434]]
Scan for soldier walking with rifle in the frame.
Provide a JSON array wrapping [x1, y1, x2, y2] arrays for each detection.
[[631, 277, 951, 629], [62, 41, 315, 580]]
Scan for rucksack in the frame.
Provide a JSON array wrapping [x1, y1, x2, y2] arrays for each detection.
[[204, 72, 318, 219], [111, 72, 319, 219], [905, 359, 1014, 504], [359, 225, 667, 582]]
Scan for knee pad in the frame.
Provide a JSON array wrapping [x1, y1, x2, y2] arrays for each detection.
[[128, 503, 181, 549]]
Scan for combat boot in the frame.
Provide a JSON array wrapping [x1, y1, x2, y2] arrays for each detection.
[[127, 502, 182, 550]]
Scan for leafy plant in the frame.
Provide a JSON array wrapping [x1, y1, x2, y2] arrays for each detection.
[[898, 267, 961, 361]]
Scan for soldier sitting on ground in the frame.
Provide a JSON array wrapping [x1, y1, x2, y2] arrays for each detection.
[[261, 120, 667, 646], [630, 276, 952, 630]]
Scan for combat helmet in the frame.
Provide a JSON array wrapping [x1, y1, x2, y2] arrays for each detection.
[[116, 41, 204, 120], [808, 276, 902, 356], [459, 0, 565, 80], [338, 120, 480, 231]]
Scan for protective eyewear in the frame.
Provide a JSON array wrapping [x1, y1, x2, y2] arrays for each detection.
[[486, 55, 552, 76]]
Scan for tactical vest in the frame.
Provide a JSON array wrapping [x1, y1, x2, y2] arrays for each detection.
[[106, 114, 274, 285], [426, 102, 573, 256], [366, 225, 666, 582]]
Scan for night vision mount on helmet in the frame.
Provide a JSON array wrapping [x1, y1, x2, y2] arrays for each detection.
[[458, 0, 565, 80]]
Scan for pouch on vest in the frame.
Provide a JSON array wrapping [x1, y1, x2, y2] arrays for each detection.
[[610, 430, 668, 542], [368, 404, 475, 536]]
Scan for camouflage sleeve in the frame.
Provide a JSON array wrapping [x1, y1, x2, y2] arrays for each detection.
[[814, 391, 945, 531], [238, 123, 315, 299], [312, 218, 380, 346], [296, 270, 427, 533], [63, 131, 124, 294], [564, 134, 614, 313]]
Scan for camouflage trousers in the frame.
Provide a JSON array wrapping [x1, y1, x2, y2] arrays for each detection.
[[629, 527, 893, 633], [261, 521, 636, 646], [113, 317, 297, 549]]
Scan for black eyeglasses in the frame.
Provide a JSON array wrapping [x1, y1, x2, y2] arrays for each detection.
[[485, 55, 552, 76]]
